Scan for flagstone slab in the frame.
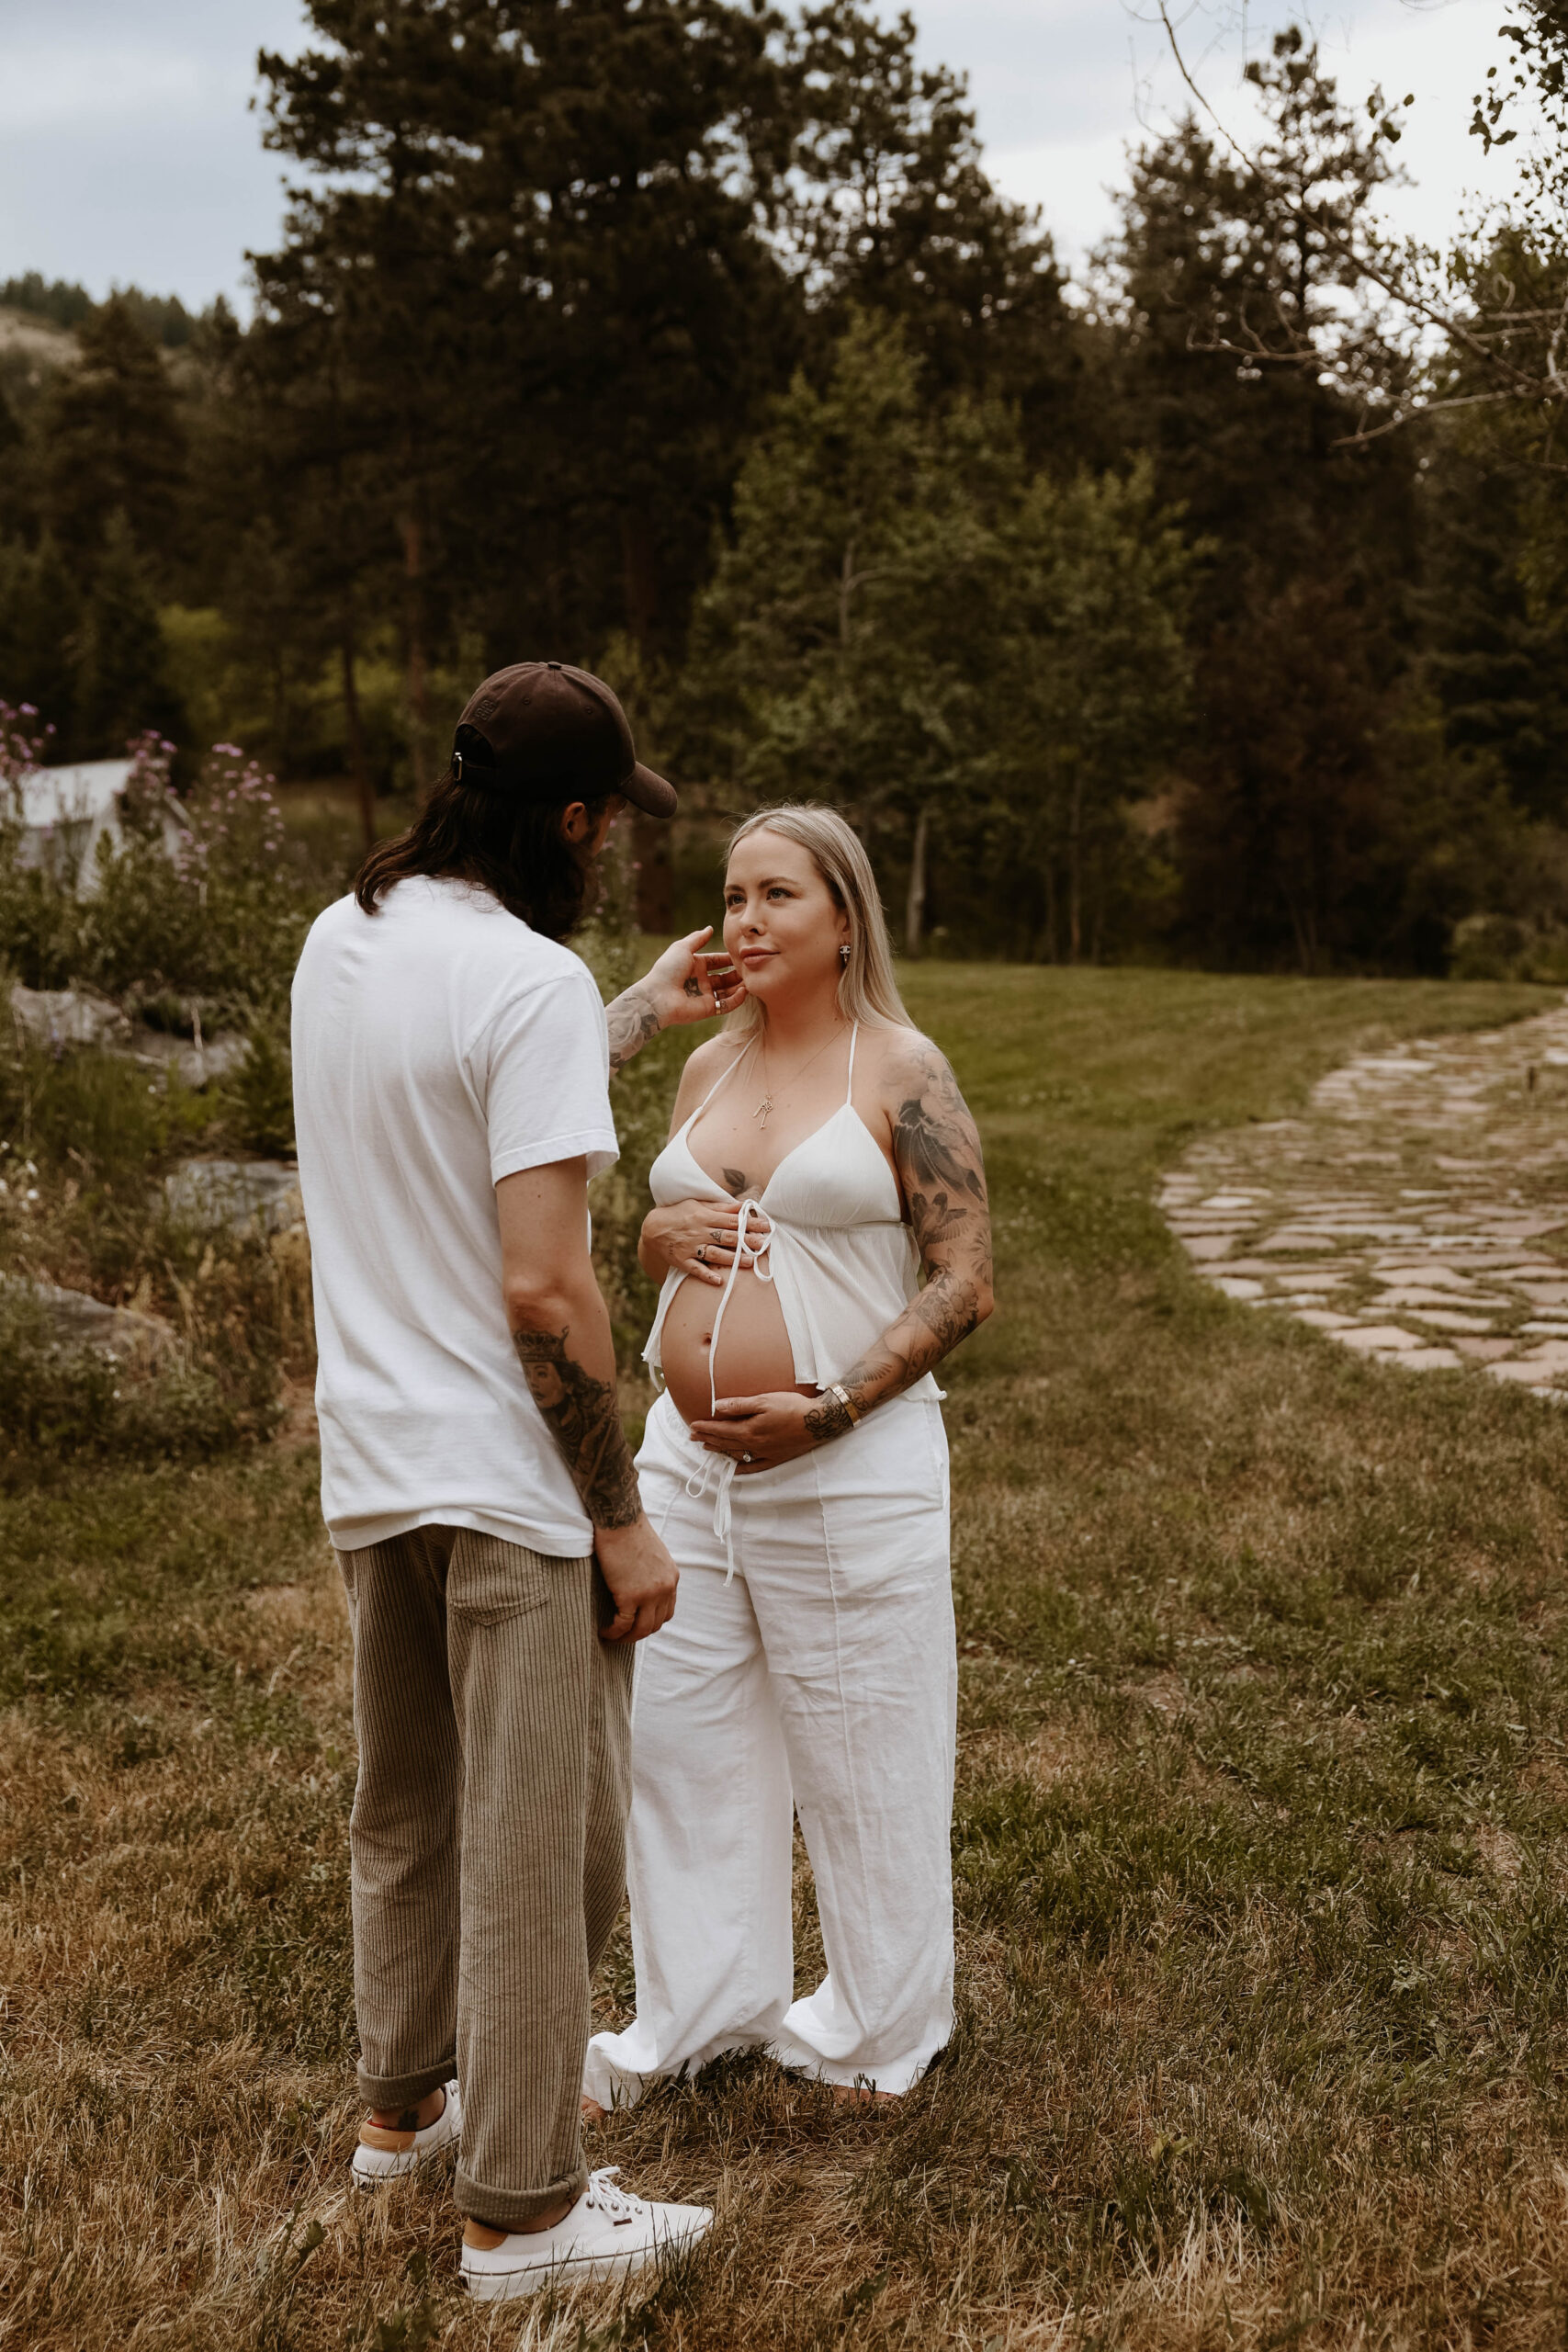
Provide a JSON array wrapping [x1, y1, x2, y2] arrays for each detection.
[[1402, 1309, 1499, 1333]]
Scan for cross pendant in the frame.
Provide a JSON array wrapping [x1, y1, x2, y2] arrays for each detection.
[[753, 1094, 773, 1130]]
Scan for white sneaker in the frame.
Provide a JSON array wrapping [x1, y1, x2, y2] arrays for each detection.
[[459, 2166, 712, 2301], [351, 2080, 461, 2188]]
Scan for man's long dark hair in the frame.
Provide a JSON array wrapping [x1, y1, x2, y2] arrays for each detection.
[[355, 759, 610, 940]]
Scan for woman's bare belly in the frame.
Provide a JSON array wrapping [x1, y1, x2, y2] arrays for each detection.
[[660, 1263, 814, 1425]]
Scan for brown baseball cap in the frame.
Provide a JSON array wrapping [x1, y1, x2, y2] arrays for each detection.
[[452, 661, 677, 819]]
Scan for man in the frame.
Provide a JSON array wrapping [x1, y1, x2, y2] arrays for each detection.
[[291, 662, 739, 2301]]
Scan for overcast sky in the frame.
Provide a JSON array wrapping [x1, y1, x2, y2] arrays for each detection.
[[0, 0, 1530, 311]]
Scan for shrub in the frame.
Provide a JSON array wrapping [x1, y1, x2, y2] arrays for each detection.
[[0, 1281, 243, 1470], [1450, 910, 1568, 984], [576, 840, 673, 1373], [83, 741, 320, 1022], [223, 1027, 296, 1156]]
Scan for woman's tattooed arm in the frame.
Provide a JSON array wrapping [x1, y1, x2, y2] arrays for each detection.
[[803, 1037, 993, 1442]]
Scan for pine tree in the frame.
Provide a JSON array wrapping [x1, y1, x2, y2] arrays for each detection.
[[784, 2, 1090, 456], [0, 532, 81, 749], [75, 510, 183, 755], [40, 296, 187, 576], [1109, 31, 1425, 967]]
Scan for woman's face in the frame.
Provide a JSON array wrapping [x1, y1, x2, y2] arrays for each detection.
[[723, 829, 850, 1007]]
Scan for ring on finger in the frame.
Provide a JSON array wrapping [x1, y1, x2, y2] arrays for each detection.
[[695, 1245, 706, 1264]]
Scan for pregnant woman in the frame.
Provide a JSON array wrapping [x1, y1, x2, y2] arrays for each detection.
[[583, 804, 993, 2115]]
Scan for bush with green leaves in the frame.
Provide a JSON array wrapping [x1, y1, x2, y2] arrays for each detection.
[[82, 738, 320, 1022], [574, 838, 675, 1372], [0, 1281, 247, 1471]]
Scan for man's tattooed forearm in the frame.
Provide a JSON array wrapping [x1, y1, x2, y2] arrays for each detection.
[[605, 985, 661, 1076], [512, 1326, 641, 1526]]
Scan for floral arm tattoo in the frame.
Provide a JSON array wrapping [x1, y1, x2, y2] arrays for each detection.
[[604, 983, 662, 1077], [803, 1041, 992, 1443], [512, 1327, 642, 1526]]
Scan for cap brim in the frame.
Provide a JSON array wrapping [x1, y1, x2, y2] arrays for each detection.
[[622, 761, 678, 820]]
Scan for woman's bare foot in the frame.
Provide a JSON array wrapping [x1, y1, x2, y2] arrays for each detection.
[[581, 2094, 605, 2126], [830, 2085, 897, 2109]]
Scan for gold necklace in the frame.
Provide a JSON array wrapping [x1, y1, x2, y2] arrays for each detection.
[[750, 1025, 845, 1132]]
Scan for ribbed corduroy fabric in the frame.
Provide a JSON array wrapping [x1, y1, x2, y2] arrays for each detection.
[[336, 1524, 632, 2228]]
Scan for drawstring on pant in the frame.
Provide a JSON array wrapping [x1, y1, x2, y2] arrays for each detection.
[[683, 1447, 739, 1583]]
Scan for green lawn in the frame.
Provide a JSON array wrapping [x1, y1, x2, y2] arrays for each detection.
[[6, 967, 1568, 2349]]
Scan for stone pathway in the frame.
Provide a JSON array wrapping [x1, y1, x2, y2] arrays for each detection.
[[1159, 1001, 1568, 1394]]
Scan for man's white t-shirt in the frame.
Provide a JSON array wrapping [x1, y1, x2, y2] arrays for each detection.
[[290, 875, 619, 1556]]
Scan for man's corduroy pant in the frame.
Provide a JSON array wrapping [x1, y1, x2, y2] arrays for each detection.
[[335, 1524, 632, 2229]]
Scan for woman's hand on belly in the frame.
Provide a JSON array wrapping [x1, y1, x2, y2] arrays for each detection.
[[690, 1390, 829, 1474], [641, 1197, 770, 1287]]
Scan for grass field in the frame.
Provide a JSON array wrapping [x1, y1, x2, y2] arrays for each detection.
[[7, 967, 1568, 2350]]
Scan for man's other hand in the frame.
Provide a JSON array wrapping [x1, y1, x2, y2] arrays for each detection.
[[593, 1516, 680, 1643]]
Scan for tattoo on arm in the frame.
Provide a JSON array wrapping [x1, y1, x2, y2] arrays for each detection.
[[803, 1390, 854, 1442], [808, 1041, 992, 1442], [512, 1326, 642, 1527], [605, 984, 660, 1077]]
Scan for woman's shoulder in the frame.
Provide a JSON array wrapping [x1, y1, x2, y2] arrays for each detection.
[[859, 1021, 956, 1096], [671, 1031, 748, 1103]]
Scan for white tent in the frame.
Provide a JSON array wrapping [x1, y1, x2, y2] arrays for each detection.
[[9, 758, 189, 893]]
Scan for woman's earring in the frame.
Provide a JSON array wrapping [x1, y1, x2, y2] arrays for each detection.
[[840, 943, 850, 966]]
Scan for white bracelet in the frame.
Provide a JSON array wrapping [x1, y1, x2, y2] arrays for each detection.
[[829, 1382, 862, 1427]]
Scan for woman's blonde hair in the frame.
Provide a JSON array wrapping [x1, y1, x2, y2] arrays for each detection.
[[723, 803, 914, 1036]]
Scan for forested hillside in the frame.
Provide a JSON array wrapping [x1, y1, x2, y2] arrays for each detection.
[[3, 0, 1567, 973]]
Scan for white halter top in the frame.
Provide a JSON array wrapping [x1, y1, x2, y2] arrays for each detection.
[[642, 1023, 939, 1413]]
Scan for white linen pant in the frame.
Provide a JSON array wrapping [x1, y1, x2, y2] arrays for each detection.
[[583, 1387, 957, 2109]]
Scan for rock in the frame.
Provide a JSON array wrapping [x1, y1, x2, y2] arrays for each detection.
[[164, 1159, 301, 1235], [3, 1272, 176, 1363], [1404, 1309, 1499, 1333], [8, 981, 245, 1089], [9, 982, 131, 1051], [1332, 1325, 1424, 1352], [1487, 1358, 1568, 1387], [133, 1031, 250, 1088]]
